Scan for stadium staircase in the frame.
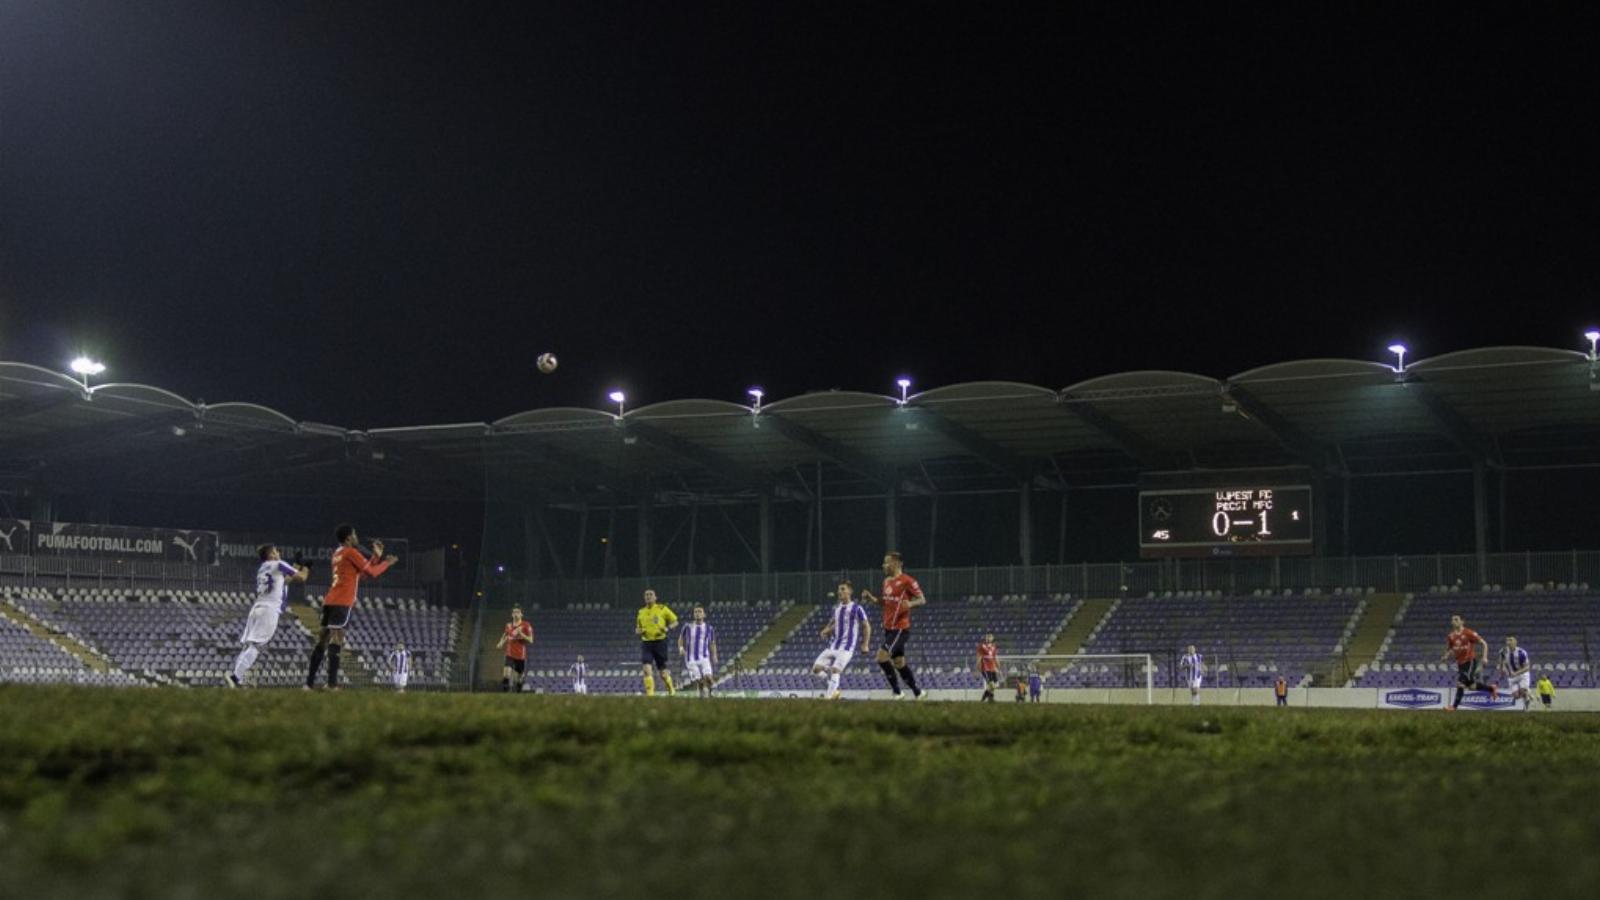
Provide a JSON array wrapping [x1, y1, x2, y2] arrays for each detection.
[[728, 603, 817, 676], [1038, 597, 1116, 663], [1333, 593, 1406, 686], [0, 600, 112, 674]]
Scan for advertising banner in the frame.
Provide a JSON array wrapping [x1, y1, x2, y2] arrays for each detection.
[[1378, 687, 1519, 711], [29, 521, 219, 564]]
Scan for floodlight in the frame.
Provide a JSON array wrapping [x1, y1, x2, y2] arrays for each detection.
[[1386, 344, 1407, 373], [608, 390, 626, 416], [69, 356, 106, 388], [896, 377, 911, 405], [1586, 330, 1599, 359], [747, 387, 764, 413]]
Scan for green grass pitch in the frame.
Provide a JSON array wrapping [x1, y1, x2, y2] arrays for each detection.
[[2, 687, 1597, 899]]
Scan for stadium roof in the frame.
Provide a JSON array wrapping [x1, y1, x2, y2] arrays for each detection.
[[4, 346, 1600, 504]]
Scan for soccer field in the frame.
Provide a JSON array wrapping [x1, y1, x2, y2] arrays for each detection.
[[3, 688, 1597, 900]]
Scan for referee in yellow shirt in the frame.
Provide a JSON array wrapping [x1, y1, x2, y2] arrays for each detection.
[[636, 589, 679, 695]]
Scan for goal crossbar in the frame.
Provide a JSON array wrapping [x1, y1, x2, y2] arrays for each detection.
[[996, 653, 1155, 705]]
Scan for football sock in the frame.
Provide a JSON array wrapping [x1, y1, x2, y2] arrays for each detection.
[[644, 673, 656, 695], [879, 661, 902, 693], [233, 645, 259, 681], [897, 664, 920, 693], [327, 644, 341, 687], [827, 672, 841, 693], [501, 677, 510, 692], [514, 679, 524, 693], [1453, 686, 1465, 707], [663, 672, 676, 694], [306, 643, 326, 687]]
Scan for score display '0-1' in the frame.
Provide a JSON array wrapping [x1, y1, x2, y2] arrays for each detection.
[[1139, 486, 1313, 556]]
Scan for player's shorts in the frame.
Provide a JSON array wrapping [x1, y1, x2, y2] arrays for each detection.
[[504, 656, 526, 675], [392, 673, 409, 689], [1187, 677, 1204, 690], [813, 647, 854, 673], [573, 682, 588, 695], [319, 603, 353, 630], [1455, 661, 1482, 685], [686, 658, 714, 681], [983, 670, 999, 685], [641, 639, 669, 669], [1504, 672, 1531, 692], [1540, 694, 1552, 706], [880, 629, 910, 658], [239, 601, 281, 644]]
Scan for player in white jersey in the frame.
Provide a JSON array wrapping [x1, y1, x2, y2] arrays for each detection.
[[569, 655, 588, 694], [388, 642, 411, 693], [1180, 644, 1204, 706], [228, 544, 308, 687], [1497, 636, 1533, 711], [812, 581, 872, 700], [678, 606, 718, 697]]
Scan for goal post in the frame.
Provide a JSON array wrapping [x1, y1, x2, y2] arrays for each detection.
[[996, 653, 1156, 705]]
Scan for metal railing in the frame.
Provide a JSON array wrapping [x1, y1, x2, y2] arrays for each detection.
[[486, 550, 1600, 609]]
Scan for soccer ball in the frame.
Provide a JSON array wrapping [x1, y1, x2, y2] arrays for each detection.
[[537, 353, 558, 374]]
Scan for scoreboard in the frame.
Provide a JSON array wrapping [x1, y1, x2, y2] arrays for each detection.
[[1139, 485, 1313, 557]]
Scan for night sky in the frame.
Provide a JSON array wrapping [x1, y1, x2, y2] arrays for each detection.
[[3, 3, 1598, 429]]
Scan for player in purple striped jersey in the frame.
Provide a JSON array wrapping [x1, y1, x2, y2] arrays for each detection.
[[1180, 645, 1204, 706], [228, 544, 308, 687], [387, 642, 410, 693], [678, 606, 718, 697], [813, 581, 872, 700], [569, 656, 588, 695]]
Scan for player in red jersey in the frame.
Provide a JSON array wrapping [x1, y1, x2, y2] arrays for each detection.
[[859, 551, 926, 699], [1439, 614, 1497, 710], [976, 633, 1000, 702], [496, 606, 534, 692], [304, 524, 396, 690]]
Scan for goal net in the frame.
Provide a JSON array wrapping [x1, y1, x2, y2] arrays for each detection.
[[995, 653, 1155, 704]]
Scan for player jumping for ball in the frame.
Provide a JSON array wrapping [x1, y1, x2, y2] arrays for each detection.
[[860, 551, 926, 700], [1441, 614, 1498, 710], [229, 543, 308, 687], [305, 525, 396, 690]]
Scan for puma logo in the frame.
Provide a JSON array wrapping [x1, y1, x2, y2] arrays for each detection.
[[0, 527, 14, 552], [171, 534, 202, 561]]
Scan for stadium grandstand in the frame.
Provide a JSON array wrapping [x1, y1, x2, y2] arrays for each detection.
[[5, 345, 1600, 702]]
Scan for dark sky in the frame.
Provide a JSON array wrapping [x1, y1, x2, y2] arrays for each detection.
[[3, 2, 1598, 428]]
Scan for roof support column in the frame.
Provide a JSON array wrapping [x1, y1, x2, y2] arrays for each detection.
[[1474, 461, 1489, 581], [759, 492, 772, 577], [1019, 480, 1033, 567], [531, 499, 550, 576], [885, 474, 899, 552], [637, 487, 653, 578]]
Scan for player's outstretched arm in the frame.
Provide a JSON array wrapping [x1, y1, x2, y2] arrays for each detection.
[[859, 590, 881, 607]]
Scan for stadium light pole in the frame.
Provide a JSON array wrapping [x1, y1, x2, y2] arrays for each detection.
[[1387, 344, 1408, 374], [69, 356, 106, 390], [748, 387, 764, 413], [608, 390, 626, 417], [896, 377, 911, 406], [1585, 330, 1599, 361]]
